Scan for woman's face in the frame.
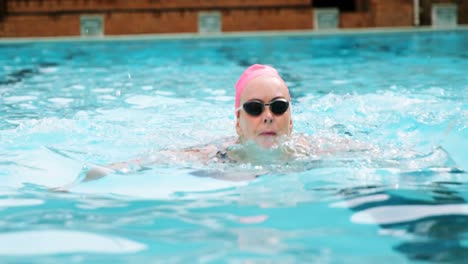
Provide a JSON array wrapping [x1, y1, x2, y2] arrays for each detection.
[[236, 76, 293, 148]]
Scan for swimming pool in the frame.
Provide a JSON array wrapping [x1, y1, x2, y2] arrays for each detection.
[[0, 29, 467, 262]]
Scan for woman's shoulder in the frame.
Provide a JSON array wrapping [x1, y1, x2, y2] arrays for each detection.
[[181, 136, 238, 163]]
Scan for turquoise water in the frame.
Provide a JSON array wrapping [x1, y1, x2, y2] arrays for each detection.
[[0, 30, 467, 262]]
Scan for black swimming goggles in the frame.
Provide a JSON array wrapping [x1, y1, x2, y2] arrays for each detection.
[[237, 98, 290, 117]]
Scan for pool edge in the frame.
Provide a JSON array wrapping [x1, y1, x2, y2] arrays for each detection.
[[1, 25, 467, 43]]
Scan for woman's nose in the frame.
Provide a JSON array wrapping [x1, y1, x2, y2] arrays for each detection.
[[263, 117, 273, 124], [263, 108, 273, 124]]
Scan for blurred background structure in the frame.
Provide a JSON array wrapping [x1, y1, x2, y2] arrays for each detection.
[[0, 0, 466, 37]]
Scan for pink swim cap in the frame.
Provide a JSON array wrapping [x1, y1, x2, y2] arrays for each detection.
[[235, 64, 289, 109]]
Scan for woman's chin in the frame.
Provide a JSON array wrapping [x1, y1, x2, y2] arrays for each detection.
[[255, 136, 279, 149]]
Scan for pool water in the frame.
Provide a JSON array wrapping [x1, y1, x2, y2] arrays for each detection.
[[0, 29, 467, 262]]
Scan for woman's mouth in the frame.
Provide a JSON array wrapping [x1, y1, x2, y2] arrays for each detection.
[[259, 131, 277, 136]]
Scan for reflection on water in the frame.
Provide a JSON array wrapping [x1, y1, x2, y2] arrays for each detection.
[[1, 171, 467, 262], [0, 230, 146, 255], [335, 182, 468, 262]]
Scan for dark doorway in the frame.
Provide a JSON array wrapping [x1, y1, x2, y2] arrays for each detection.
[[312, 0, 369, 12], [313, 0, 356, 12]]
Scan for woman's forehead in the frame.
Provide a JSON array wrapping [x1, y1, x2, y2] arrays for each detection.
[[241, 76, 289, 101]]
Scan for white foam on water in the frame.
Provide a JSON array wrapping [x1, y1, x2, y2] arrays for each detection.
[[3, 96, 37, 104]]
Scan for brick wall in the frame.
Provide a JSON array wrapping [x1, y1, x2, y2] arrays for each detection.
[[0, 0, 466, 38], [370, 0, 414, 27], [340, 12, 372, 28], [223, 8, 312, 31], [0, 14, 80, 37], [0, 0, 313, 37], [0, 11, 200, 37], [105, 11, 198, 35], [6, 0, 310, 13]]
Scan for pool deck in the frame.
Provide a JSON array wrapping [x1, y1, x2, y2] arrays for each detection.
[[1, 25, 467, 43]]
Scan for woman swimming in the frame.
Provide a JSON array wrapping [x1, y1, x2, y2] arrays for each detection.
[[83, 64, 370, 180]]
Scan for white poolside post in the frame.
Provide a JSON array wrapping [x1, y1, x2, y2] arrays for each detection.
[[413, 0, 420, 26], [198, 11, 222, 34], [314, 8, 339, 30], [80, 15, 104, 37], [431, 3, 458, 28]]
